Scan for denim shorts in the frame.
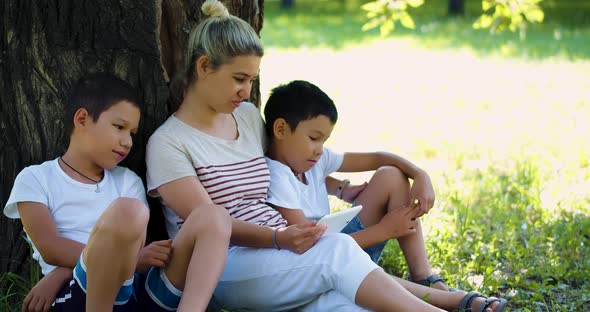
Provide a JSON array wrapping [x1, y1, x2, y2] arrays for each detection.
[[340, 215, 387, 263]]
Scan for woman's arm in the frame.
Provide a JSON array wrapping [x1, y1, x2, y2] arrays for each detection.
[[157, 176, 326, 253], [155, 176, 270, 246], [17, 202, 85, 268]]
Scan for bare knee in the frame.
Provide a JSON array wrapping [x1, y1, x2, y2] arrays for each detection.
[[373, 166, 409, 189], [95, 198, 149, 241], [183, 204, 232, 240]]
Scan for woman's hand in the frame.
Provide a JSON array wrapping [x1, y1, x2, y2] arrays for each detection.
[[136, 239, 173, 273], [22, 267, 72, 312], [276, 223, 327, 254], [341, 182, 368, 204], [409, 170, 435, 218]]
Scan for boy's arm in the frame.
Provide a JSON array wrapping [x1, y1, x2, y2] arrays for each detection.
[[338, 152, 422, 177], [17, 202, 85, 268], [22, 266, 72, 312], [347, 204, 419, 248], [325, 176, 368, 204], [338, 152, 434, 215], [325, 176, 341, 196]]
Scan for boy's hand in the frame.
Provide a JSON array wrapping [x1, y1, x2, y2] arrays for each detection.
[[276, 223, 327, 254], [341, 182, 368, 204], [136, 239, 173, 273], [409, 170, 435, 217], [23, 266, 72, 312], [377, 205, 418, 239]]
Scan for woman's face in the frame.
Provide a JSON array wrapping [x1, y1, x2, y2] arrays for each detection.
[[199, 54, 261, 114]]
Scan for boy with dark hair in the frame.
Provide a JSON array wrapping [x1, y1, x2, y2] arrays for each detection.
[[264, 80, 452, 290], [4, 73, 231, 312]]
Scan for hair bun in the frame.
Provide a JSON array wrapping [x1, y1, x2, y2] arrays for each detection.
[[202, 0, 229, 18]]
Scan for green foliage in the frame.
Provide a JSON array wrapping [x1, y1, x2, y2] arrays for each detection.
[[361, 0, 424, 35], [474, 0, 544, 38], [362, 0, 545, 37], [0, 257, 40, 312], [379, 159, 590, 311], [262, 0, 590, 60]]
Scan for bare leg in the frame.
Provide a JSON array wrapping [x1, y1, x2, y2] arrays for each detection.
[[354, 166, 448, 290], [355, 268, 444, 312], [356, 269, 503, 312], [84, 198, 149, 312], [394, 277, 504, 312], [163, 203, 232, 311]]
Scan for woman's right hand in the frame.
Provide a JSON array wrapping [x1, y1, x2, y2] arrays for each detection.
[[276, 223, 327, 254], [377, 205, 418, 239]]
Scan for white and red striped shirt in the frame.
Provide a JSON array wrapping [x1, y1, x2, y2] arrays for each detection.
[[146, 102, 287, 239]]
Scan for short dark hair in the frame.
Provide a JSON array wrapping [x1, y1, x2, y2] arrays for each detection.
[[264, 80, 338, 138], [65, 73, 140, 135]]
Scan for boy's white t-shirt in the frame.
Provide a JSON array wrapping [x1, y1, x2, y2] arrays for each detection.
[[265, 148, 344, 220], [3, 159, 147, 275]]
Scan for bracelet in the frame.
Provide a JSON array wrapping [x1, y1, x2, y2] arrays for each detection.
[[272, 228, 281, 250], [336, 179, 350, 199]]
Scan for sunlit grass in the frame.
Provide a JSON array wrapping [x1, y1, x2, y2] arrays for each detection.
[[260, 1, 589, 310], [260, 39, 590, 178]]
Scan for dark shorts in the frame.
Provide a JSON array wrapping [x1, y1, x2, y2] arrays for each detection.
[[341, 215, 387, 263], [54, 256, 181, 311]]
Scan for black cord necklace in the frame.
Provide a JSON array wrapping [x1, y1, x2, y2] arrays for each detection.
[[59, 157, 103, 193]]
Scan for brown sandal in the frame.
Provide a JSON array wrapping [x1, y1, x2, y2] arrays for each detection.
[[458, 291, 508, 312]]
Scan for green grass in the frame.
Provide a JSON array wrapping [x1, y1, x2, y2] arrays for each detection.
[[262, 0, 590, 60], [379, 159, 590, 311], [0, 257, 40, 312], [262, 0, 589, 310]]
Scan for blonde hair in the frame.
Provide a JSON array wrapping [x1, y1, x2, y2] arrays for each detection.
[[201, 0, 229, 18], [170, 0, 263, 105]]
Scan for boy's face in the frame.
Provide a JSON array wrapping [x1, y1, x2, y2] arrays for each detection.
[[79, 100, 140, 169], [275, 115, 334, 174]]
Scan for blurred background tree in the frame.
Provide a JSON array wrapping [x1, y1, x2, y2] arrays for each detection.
[[362, 0, 544, 37]]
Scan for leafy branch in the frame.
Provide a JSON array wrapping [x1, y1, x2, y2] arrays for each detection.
[[362, 0, 544, 38]]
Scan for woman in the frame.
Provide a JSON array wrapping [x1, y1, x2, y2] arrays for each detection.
[[146, 1, 507, 311]]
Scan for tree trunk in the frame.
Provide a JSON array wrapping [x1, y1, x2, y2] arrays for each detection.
[[0, 0, 263, 285], [448, 0, 464, 16]]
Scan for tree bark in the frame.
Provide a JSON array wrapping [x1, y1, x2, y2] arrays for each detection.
[[0, 0, 263, 284], [448, 0, 464, 16]]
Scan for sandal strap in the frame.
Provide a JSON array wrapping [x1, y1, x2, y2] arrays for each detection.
[[414, 274, 446, 287], [459, 291, 485, 312], [478, 298, 504, 312], [425, 274, 445, 285]]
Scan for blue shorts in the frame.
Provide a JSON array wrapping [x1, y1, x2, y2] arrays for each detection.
[[340, 215, 387, 263], [54, 255, 181, 311]]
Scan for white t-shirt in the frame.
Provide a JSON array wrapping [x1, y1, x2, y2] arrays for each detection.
[[146, 102, 287, 240], [3, 159, 147, 275], [265, 148, 344, 220]]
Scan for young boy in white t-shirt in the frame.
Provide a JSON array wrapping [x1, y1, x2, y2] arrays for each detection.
[[263, 80, 452, 291], [3, 74, 231, 311]]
